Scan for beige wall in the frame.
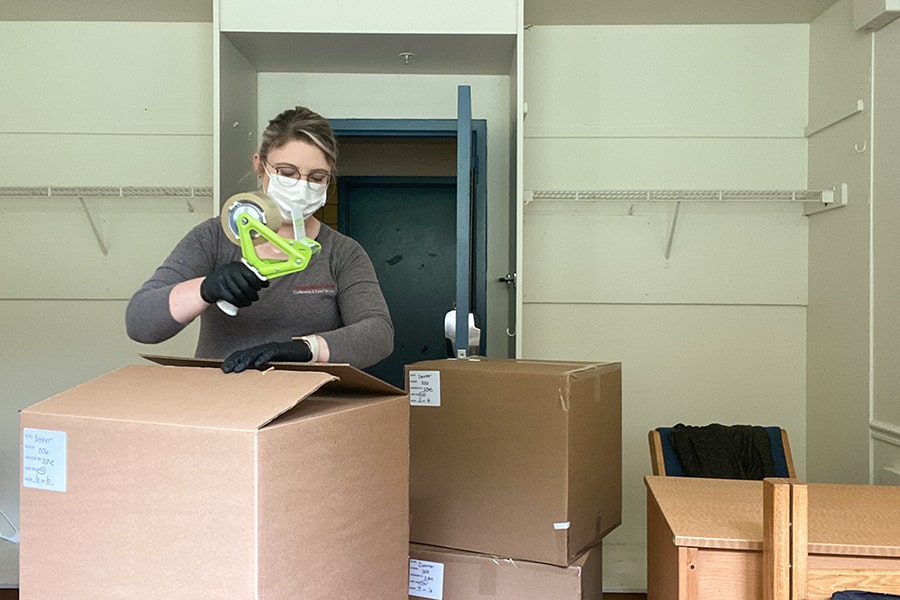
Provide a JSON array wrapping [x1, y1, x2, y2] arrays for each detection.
[[0, 22, 212, 584], [807, 0, 900, 490], [872, 19, 900, 431], [219, 0, 517, 34], [522, 24, 811, 590], [806, 0, 872, 484], [866, 8, 900, 484]]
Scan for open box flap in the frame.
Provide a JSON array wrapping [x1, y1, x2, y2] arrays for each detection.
[[142, 354, 405, 396], [23, 364, 337, 430]]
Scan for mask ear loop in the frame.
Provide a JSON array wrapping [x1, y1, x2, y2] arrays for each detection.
[[0, 507, 18, 544]]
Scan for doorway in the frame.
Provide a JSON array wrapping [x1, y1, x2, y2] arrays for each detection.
[[330, 120, 487, 388]]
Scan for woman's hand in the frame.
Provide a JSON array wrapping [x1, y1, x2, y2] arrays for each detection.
[[200, 262, 269, 308], [221, 340, 313, 373]]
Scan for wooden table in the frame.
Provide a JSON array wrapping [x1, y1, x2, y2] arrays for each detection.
[[645, 475, 900, 600]]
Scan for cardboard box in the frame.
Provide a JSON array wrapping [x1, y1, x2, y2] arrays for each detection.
[[20, 362, 409, 600], [408, 542, 603, 600], [405, 358, 621, 566]]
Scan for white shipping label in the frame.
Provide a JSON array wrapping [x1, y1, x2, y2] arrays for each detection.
[[23, 428, 67, 492], [409, 558, 444, 599], [408, 370, 441, 406]]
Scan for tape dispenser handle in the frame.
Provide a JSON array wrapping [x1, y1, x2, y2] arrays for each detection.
[[217, 300, 239, 316], [215, 259, 267, 317]]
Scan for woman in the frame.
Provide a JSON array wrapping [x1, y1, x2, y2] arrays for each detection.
[[126, 106, 394, 373]]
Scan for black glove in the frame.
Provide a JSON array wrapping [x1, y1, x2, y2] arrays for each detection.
[[221, 341, 313, 373], [200, 262, 269, 308]]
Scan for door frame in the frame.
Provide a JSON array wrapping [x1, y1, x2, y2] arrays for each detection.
[[330, 118, 488, 353]]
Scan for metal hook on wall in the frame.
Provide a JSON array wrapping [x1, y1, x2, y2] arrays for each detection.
[[854, 141, 867, 153]]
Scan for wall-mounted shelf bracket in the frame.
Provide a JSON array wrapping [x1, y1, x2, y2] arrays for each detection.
[[804, 183, 848, 216], [805, 100, 864, 137], [78, 197, 109, 256], [665, 201, 681, 260]]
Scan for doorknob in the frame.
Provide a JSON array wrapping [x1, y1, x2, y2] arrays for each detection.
[[498, 273, 517, 286]]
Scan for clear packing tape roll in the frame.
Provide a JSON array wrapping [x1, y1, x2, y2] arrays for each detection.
[[220, 191, 282, 246]]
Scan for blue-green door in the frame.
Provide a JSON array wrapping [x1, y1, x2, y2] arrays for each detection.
[[340, 178, 456, 387]]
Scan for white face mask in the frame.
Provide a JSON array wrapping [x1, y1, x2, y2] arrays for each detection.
[[265, 170, 328, 224]]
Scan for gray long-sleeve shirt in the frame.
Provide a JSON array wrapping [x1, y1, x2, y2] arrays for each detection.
[[126, 218, 394, 368]]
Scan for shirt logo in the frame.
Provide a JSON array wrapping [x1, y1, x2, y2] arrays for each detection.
[[292, 284, 336, 296]]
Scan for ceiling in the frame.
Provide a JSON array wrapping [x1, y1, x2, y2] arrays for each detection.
[[5, 0, 840, 25]]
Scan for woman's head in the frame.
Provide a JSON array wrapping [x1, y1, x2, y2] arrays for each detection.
[[257, 106, 338, 173], [254, 107, 337, 224]]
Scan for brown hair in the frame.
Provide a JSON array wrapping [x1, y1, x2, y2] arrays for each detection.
[[258, 106, 338, 171]]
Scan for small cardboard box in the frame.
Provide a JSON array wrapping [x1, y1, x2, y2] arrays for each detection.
[[19, 362, 409, 600], [405, 358, 621, 566], [408, 542, 603, 600]]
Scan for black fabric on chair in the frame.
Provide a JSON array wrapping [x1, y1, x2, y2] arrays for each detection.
[[667, 423, 777, 479]]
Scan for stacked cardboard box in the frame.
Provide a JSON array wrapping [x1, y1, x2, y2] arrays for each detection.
[[404, 358, 622, 600], [19, 360, 410, 600], [409, 543, 603, 600]]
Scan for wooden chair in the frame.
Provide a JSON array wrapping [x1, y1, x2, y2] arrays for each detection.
[[762, 478, 900, 600], [648, 425, 796, 478]]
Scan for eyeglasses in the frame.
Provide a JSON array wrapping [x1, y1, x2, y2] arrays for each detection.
[[264, 159, 332, 188]]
